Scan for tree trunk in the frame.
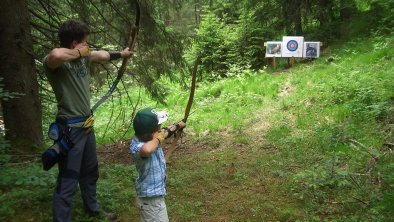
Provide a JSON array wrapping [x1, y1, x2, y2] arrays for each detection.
[[282, 0, 303, 35], [294, 3, 303, 36], [340, 0, 356, 20], [318, 0, 330, 27], [0, 0, 43, 149], [162, 0, 171, 27], [282, 0, 292, 35]]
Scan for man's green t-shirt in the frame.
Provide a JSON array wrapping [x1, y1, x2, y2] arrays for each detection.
[[44, 56, 91, 119]]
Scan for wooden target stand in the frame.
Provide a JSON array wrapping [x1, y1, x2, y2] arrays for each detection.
[[264, 42, 323, 70]]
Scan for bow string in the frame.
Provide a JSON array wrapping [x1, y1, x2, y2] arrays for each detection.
[[91, 0, 140, 112]]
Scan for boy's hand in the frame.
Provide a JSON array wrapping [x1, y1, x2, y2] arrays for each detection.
[[154, 131, 166, 145]]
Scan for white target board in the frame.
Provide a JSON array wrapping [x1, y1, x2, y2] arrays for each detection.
[[303, 42, 320, 58], [265, 41, 282, 57], [282, 36, 304, 58]]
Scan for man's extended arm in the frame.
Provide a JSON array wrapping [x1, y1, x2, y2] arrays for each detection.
[[90, 47, 132, 63], [46, 46, 132, 69]]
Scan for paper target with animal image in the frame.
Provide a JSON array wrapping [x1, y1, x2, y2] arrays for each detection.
[[282, 36, 304, 57], [265, 41, 282, 57], [303, 42, 320, 58]]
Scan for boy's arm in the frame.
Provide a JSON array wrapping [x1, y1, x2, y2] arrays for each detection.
[[139, 132, 164, 157], [139, 121, 186, 157]]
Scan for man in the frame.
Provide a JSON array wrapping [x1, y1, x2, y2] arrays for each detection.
[[43, 19, 132, 222]]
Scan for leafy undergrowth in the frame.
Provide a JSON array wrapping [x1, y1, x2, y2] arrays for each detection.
[[1, 32, 393, 221]]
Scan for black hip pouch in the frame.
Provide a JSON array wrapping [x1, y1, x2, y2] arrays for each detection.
[[42, 121, 74, 171]]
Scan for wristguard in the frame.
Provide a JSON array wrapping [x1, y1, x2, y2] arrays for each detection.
[[163, 123, 181, 139], [109, 51, 122, 60]]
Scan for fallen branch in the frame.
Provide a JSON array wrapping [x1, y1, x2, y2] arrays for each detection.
[[349, 139, 368, 149], [349, 139, 379, 160], [352, 196, 369, 206], [1, 159, 39, 167], [7, 153, 41, 157], [97, 151, 117, 154]]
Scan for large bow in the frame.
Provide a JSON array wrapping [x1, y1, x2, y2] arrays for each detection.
[[165, 57, 200, 162], [91, 0, 140, 112]]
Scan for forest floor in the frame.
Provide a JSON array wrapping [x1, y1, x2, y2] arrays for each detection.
[[96, 106, 306, 222], [4, 32, 393, 221]]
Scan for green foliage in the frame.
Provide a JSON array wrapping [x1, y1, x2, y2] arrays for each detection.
[[368, 0, 394, 33], [0, 135, 10, 164], [2, 32, 393, 222], [185, 0, 394, 79], [186, 9, 240, 80], [377, 156, 394, 217], [0, 77, 22, 164], [183, 71, 284, 137], [264, 32, 394, 220], [235, 6, 266, 69], [3, 1, 394, 221], [0, 78, 22, 101], [0, 164, 56, 220], [0, 165, 57, 188], [97, 164, 136, 211], [0, 163, 139, 221], [186, 2, 274, 80]]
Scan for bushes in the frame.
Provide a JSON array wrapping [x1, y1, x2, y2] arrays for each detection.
[[0, 77, 21, 165], [185, 10, 240, 80], [185, 3, 269, 81]]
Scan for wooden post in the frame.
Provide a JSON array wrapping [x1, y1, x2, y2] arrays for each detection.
[[320, 42, 324, 56], [264, 42, 269, 68], [272, 57, 276, 70], [265, 42, 278, 70]]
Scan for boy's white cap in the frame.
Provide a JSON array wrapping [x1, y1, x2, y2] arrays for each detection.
[[156, 110, 169, 124]]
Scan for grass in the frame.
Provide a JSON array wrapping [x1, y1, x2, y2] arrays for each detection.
[[262, 31, 394, 221], [1, 30, 393, 221]]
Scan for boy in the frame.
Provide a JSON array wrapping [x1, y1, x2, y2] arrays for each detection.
[[130, 108, 185, 222]]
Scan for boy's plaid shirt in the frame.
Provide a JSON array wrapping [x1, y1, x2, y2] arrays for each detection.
[[130, 137, 167, 197]]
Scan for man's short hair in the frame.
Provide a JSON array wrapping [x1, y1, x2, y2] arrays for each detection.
[[58, 20, 90, 48]]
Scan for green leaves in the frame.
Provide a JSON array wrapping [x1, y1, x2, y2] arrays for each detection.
[[0, 78, 22, 101], [0, 165, 57, 188]]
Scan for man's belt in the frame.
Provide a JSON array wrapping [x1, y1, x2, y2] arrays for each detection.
[[66, 117, 89, 124], [58, 115, 94, 129]]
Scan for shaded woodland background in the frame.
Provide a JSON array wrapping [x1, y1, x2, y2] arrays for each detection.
[[0, 1, 394, 221], [1, 0, 392, 149]]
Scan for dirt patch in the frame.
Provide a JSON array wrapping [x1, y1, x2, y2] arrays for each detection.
[[97, 107, 275, 165], [98, 140, 133, 165], [97, 105, 276, 165], [193, 216, 231, 222], [97, 133, 211, 165], [278, 81, 293, 97]]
